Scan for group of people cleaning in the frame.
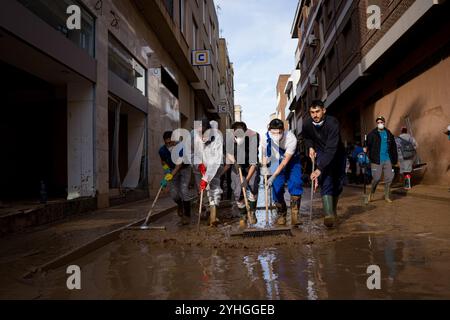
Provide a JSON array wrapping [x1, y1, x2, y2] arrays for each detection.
[[158, 100, 410, 230]]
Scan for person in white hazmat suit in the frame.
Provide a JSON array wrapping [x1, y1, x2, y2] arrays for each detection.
[[193, 119, 224, 227]]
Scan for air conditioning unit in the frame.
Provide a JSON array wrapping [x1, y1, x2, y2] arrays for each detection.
[[308, 34, 318, 47], [309, 74, 319, 86]]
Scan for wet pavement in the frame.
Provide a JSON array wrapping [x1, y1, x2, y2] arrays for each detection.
[[1, 185, 450, 299]]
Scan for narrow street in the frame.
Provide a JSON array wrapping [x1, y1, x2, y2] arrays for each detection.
[[2, 185, 449, 299]]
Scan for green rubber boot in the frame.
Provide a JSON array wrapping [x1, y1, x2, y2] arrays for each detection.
[[323, 195, 336, 228], [332, 196, 339, 216]]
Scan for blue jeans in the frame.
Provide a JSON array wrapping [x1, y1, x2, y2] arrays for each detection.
[[272, 155, 303, 203]]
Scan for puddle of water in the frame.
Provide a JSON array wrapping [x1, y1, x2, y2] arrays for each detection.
[[33, 231, 450, 299]]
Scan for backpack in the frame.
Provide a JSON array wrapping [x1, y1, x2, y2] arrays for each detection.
[[357, 152, 370, 167], [398, 137, 416, 159]]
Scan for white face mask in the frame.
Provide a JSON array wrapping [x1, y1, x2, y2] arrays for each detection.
[[269, 132, 283, 142], [377, 123, 385, 130], [313, 120, 325, 127], [235, 137, 245, 145]]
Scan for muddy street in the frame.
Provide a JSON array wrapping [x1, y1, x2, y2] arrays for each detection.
[[4, 186, 449, 300]]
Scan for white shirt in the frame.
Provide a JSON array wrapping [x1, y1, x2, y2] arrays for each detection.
[[261, 130, 298, 160]]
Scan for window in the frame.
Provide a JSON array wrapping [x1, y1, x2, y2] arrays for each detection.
[[179, 0, 185, 33], [163, 0, 174, 19], [109, 34, 146, 96], [161, 67, 179, 98], [17, 0, 95, 57]]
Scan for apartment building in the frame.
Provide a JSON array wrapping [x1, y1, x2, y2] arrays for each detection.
[[217, 38, 235, 132], [0, 0, 233, 230], [291, 0, 450, 185], [275, 74, 290, 129]]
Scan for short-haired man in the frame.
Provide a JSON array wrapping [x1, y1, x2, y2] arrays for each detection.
[[222, 121, 260, 229], [159, 131, 192, 225], [365, 116, 398, 203], [302, 100, 346, 228], [262, 118, 303, 226]]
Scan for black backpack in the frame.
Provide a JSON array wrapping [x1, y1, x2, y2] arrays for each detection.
[[398, 137, 416, 159]]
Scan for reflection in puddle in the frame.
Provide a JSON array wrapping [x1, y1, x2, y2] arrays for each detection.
[[36, 233, 450, 299]]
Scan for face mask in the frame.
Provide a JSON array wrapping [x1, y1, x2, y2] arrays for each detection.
[[313, 120, 324, 127], [235, 137, 245, 145], [377, 123, 385, 130], [269, 132, 283, 142]]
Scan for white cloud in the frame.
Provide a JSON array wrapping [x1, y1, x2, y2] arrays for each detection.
[[215, 0, 298, 135]]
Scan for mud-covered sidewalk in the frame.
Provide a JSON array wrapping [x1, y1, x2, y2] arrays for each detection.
[[0, 195, 177, 299]]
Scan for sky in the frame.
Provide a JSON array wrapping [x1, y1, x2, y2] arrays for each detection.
[[214, 0, 299, 135]]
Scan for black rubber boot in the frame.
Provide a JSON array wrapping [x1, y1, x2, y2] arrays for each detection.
[[176, 200, 184, 217], [248, 200, 257, 225], [290, 195, 302, 226], [181, 201, 191, 225], [275, 202, 287, 225], [323, 195, 336, 228]]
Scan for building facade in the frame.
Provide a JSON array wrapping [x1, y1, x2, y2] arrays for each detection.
[[275, 74, 290, 129], [0, 0, 234, 211], [291, 0, 450, 185]]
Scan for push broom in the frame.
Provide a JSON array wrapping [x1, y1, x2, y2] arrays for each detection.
[[128, 186, 166, 230]]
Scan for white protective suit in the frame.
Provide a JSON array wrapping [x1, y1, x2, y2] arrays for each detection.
[[193, 121, 223, 206]]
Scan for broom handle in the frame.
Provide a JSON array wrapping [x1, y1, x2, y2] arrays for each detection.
[[143, 186, 163, 226], [309, 159, 315, 236], [264, 174, 269, 226], [197, 189, 204, 234], [238, 166, 251, 223]]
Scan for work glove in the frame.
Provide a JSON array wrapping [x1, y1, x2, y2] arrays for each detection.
[[160, 173, 173, 188], [198, 163, 207, 176], [162, 163, 171, 174], [241, 179, 249, 190], [267, 175, 276, 188], [199, 178, 208, 192], [260, 166, 270, 176]]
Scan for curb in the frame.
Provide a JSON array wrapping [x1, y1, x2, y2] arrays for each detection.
[[22, 204, 177, 280], [345, 184, 450, 203]]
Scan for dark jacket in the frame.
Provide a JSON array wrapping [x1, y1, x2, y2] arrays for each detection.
[[367, 128, 398, 165], [302, 115, 346, 172]]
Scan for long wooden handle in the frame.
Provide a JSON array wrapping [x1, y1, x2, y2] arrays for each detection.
[[238, 166, 251, 224], [264, 174, 269, 226], [197, 190, 204, 234], [143, 186, 163, 226]]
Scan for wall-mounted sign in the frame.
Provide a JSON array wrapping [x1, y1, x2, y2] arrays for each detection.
[[192, 50, 211, 66], [217, 105, 228, 114]]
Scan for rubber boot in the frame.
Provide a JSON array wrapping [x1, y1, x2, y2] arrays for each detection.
[[332, 196, 339, 217], [209, 205, 219, 227], [181, 201, 191, 225], [404, 175, 412, 190], [384, 184, 393, 203], [275, 202, 287, 226], [322, 195, 336, 228], [176, 200, 184, 217], [368, 185, 377, 202], [239, 207, 247, 229], [248, 200, 258, 225], [290, 195, 302, 226]]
